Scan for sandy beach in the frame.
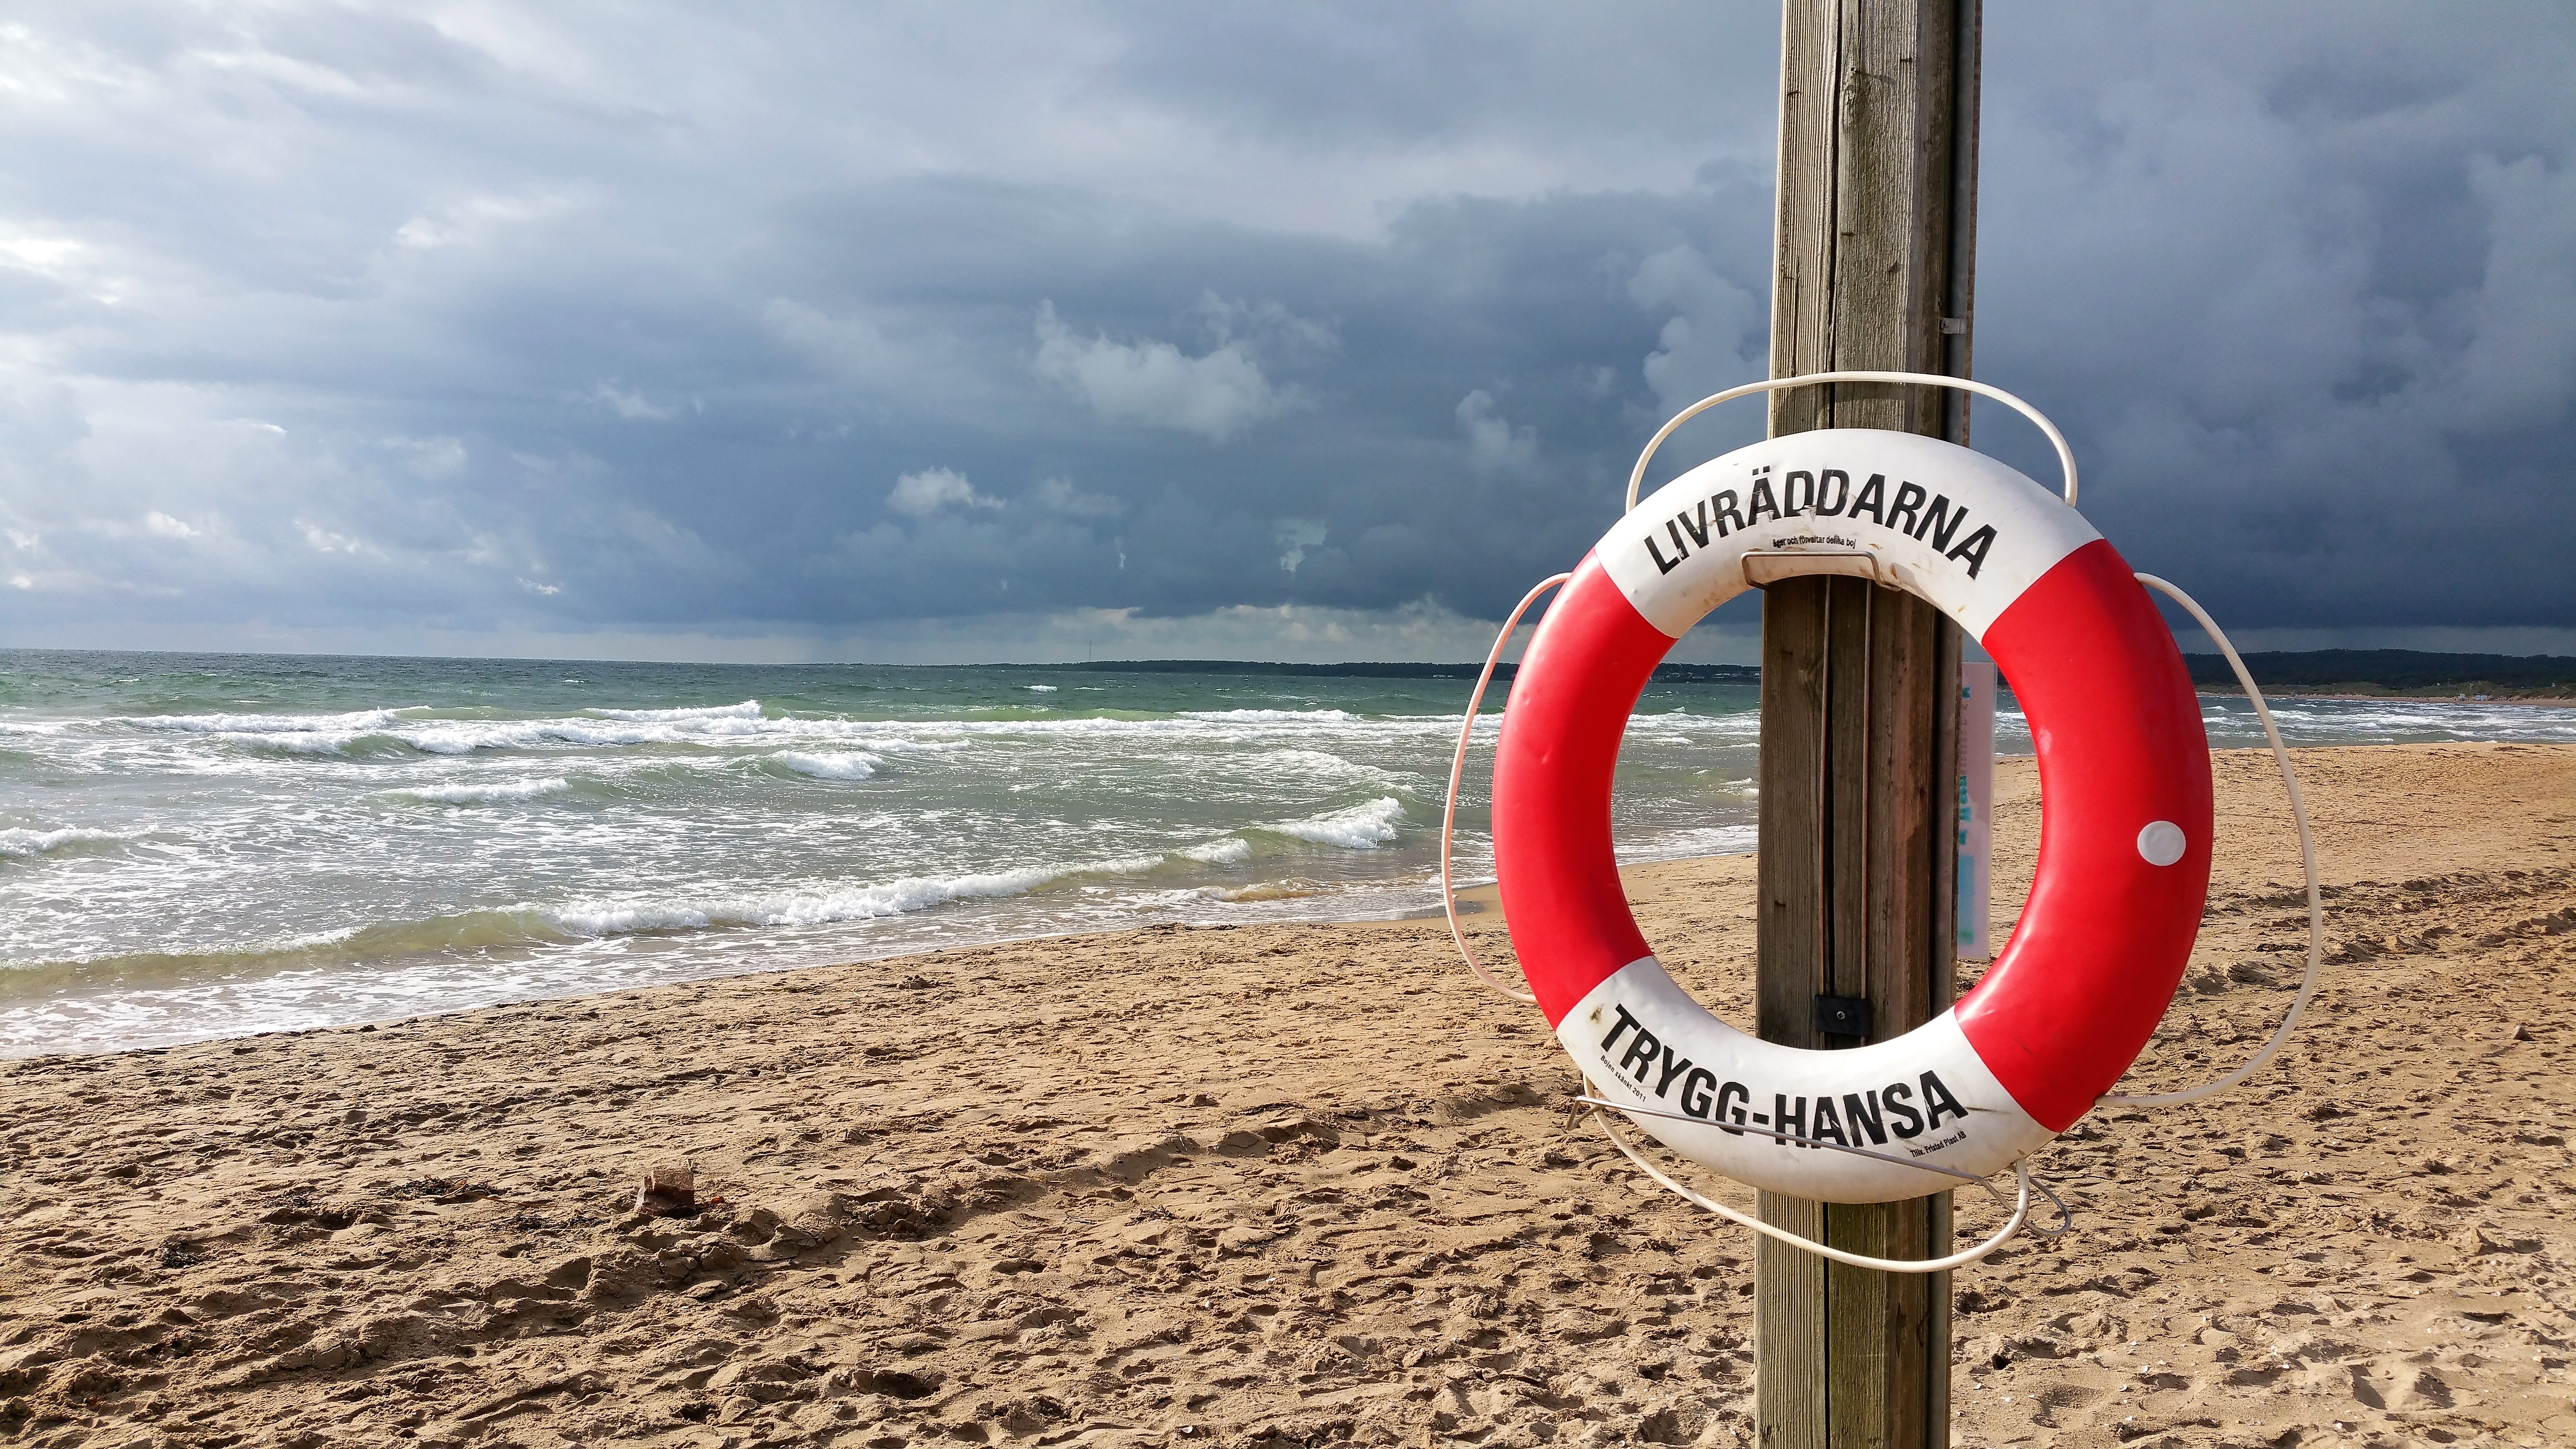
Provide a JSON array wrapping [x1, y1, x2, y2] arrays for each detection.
[[5, 741, 2573, 1448]]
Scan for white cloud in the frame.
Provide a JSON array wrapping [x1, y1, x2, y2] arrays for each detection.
[[1034, 301, 1303, 442], [2455, 152, 2576, 430], [517, 577, 562, 596], [590, 382, 675, 421], [1027, 476, 1121, 516], [1188, 292, 1340, 360], [0, 236, 82, 273], [395, 190, 587, 251], [816, 597, 1765, 666], [0, 230, 133, 304], [143, 511, 198, 538], [887, 467, 1001, 518], [1455, 390, 1538, 476], [296, 520, 378, 556], [763, 299, 904, 382], [385, 435, 467, 478], [1273, 518, 1326, 575], [1627, 243, 1763, 415]]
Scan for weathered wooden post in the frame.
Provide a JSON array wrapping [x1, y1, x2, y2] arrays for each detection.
[[1755, 2, 1980, 1446]]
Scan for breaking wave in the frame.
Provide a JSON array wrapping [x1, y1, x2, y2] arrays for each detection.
[[773, 750, 879, 781], [120, 708, 402, 736], [385, 777, 572, 805], [0, 827, 134, 860], [587, 700, 766, 722], [1265, 797, 1408, 850]]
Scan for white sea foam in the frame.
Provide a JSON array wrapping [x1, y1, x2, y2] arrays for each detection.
[[1634, 824, 1760, 860], [160, 708, 1448, 757], [0, 827, 133, 859], [1269, 796, 1407, 849], [546, 850, 1175, 936], [1628, 710, 1761, 740], [587, 700, 765, 722], [388, 777, 572, 805], [109, 701, 1814, 767], [124, 708, 402, 735], [1179, 708, 1361, 724], [394, 719, 684, 754], [1181, 837, 1253, 865], [774, 750, 879, 781], [214, 729, 376, 756], [1026, 684, 1058, 692], [1252, 748, 1412, 787]]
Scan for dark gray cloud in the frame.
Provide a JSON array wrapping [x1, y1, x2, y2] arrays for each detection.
[[1969, 4, 2576, 642], [0, 2, 2568, 661]]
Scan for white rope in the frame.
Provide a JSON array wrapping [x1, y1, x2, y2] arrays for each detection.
[[2098, 574, 2326, 1106], [1582, 1091, 2050, 1274], [1438, 572, 1572, 1003], [1624, 370, 2079, 513]]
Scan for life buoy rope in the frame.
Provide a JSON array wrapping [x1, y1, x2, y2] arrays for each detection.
[[1439, 371, 2324, 1272], [1439, 571, 1567, 1006], [2101, 576, 2324, 1107]]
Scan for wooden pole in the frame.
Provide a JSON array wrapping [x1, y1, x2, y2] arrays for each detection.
[[1755, 2, 1979, 1447]]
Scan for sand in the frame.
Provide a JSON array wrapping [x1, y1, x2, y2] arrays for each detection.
[[4, 741, 2574, 1449]]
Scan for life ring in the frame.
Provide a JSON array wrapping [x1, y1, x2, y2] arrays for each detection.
[[1491, 425, 2212, 1204]]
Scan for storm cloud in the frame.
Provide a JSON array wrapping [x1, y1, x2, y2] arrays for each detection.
[[0, 2, 2569, 661]]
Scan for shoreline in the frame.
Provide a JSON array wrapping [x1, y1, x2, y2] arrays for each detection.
[[0, 742, 2514, 1062], [4, 741, 2573, 1447]]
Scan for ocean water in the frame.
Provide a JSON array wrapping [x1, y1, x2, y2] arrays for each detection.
[[4, 648, 2570, 1057]]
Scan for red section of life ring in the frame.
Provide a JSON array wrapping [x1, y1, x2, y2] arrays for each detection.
[[1959, 539, 2212, 1128], [1492, 538, 2210, 1135], [1488, 552, 1665, 1021]]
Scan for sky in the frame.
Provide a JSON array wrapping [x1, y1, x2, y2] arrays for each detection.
[[1, 2, 2571, 665]]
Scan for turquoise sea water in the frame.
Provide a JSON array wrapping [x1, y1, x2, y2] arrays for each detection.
[[4, 648, 2570, 1056]]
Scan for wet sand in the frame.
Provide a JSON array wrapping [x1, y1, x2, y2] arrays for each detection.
[[3, 742, 2573, 1448]]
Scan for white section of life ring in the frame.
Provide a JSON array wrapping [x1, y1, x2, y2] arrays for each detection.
[[1558, 960, 2058, 1202], [1600, 429, 2099, 643]]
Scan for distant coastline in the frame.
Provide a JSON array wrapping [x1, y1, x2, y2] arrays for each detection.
[[1004, 659, 1763, 684], [1003, 649, 2576, 700], [2177, 648, 2576, 701]]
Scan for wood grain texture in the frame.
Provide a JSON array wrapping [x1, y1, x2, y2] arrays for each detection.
[[1824, 577, 1874, 1011], [1756, 1, 1980, 1445], [1757, 576, 1831, 1054], [1755, 576, 1829, 1447], [1756, 1189, 1830, 1446]]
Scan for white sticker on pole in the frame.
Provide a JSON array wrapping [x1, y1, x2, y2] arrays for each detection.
[[1956, 661, 1997, 961]]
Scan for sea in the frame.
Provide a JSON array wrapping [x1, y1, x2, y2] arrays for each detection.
[[5, 648, 2571, 1058]]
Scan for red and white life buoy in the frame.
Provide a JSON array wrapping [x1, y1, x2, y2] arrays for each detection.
[[1491, 422, 2213, 1205]]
